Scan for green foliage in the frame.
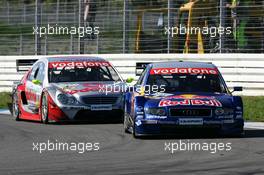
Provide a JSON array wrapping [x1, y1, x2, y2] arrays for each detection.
[[0, 92, 11, 109], [243, 96, 264, 122]]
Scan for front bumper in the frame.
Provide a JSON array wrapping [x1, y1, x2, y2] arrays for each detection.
[[134, 117, 244, 136], [59, 104, 124, 121]]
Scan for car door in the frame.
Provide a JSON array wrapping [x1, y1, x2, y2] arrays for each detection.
[[34, 62, 45, 109], [25, 62, 45, 112]]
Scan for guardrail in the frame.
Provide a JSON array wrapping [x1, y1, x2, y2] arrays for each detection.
[[0, 54, 263, 96]]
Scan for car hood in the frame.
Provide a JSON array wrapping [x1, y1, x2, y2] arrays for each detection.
[[49, 81, 125, 96], [144, 92, 234, 109]]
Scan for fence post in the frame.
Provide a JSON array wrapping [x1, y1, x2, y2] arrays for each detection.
[[23, 4, 26, 24], [96, 35, 99, 54], [70, 34, 74, 54], [219, 0, 226, 53], [167, 0, 172, 53], [78, 0, 84, 54], [123, 0, 129, 53], [7, 2, 10, 24], [44, 35, 47, 55], [19, 34, 23, 55], [107, 0, 111, 28], [74, 6, 76, 25], [56, 0, 60, 23], [35, 0, 41, 55]]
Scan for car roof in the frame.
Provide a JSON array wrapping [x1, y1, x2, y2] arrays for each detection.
[[40, 56, 107, 62], [150, 61, 216, 69]]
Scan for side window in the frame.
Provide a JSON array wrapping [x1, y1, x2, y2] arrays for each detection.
[[35, 62, 45, 84], [100, 66, 120, 81], [136, 68, 147, 85], [28, 63, 39, 81]]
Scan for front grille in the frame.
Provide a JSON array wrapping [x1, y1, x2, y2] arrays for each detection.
[[170, 109, 211, 117], [81, 96, 118, 105]]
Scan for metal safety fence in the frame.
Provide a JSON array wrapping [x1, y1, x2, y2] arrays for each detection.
[[0, 0, 263, 55]]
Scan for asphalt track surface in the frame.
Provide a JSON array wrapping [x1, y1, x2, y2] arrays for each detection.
[[0, 114, 264, 175]]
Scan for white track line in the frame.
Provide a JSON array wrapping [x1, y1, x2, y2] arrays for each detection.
[[0, 109, 10, 115], [244, 122, 264, 130]]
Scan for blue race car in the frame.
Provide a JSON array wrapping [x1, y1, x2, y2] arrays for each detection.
[[124, 61, 244, 138]]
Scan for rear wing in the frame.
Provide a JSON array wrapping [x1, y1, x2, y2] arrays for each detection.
[[16, 59, 38, 72], [136, 62, 151, 76]]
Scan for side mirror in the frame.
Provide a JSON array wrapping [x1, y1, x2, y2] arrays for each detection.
[[126, 77, 134, 83], [32, 79, 41, 85], [232, 86, 243, 92]]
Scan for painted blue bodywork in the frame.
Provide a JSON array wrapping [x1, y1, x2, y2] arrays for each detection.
[[124, 62, 244, 136]]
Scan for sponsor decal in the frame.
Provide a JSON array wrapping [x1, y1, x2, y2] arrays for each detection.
[[158, 121, 176, 124], [223, 119, 234, 124], [135, 120, 142, 126], [204, 120, 221, 124], [164, 94, 214, 100], [25, 82, 42, 103], [49, 61, 110, 68], [145, 115, 167, 119], [150, 67, 218, 75], [59, 83, 105, 94], [136, 115, 144, 119], [144, 120, 158, 124], [191, 99, 222, 107], [218, 115, 234, 119], [179, 118, 203, 125], [159, 94, 222, 107], [60, 83, 124, 95], [151, 92, 174, 97], [136, 111, 144, 115], [159, 99, 222, 107], [236, 114, 243, 118], [91, 104, 112, 111], [236, 106, 242, 110]]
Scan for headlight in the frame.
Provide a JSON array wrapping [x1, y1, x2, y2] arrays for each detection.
[[215, 108, 224, 115], [215, 108, 234, 115], [57, 93, 77, 105], [146, 108, 166, 116]]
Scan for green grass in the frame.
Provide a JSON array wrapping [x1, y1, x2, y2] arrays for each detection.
[[243, 96, 264, 122], [0, 92, 263, 122], [0, 92, 11, 109]]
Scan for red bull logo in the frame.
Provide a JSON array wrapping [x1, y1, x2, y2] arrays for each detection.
[[165, 94, 215, 100], [159, 94, 222, 107]]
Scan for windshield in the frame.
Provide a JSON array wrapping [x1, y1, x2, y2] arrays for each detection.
[[147, 73, 227, 93], [48, 61, 121, 83]]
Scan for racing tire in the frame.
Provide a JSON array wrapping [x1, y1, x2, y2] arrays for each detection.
[[133, 120, 140, 138], [228, 130, 245, 138], [41, 93, 49, 124], [124, 116, 130, 133], [124, 116, 131, 134], [123, 105, 130, 133], [12, 94, 20, 121]]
